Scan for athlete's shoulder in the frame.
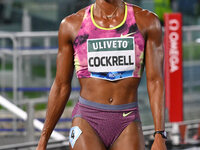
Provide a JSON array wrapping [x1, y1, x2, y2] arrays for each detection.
[[134, 5, 160, 25], [64, 7, 87, 25], [58, 5, 90, 41], [60, 6, 86, 30], [133, 5, 159, 20], [132, 5, 161, 36]]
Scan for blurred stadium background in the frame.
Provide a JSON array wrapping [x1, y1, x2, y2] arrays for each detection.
[[0, 0, 200, 149]]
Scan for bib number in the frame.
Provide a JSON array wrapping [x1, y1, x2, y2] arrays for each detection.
[[87, 37, 135, 73]]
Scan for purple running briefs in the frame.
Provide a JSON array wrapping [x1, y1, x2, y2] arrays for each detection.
[[71, 97, 141, 148]]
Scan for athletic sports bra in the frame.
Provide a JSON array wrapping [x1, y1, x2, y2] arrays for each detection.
[[73, 3, 145, 81]]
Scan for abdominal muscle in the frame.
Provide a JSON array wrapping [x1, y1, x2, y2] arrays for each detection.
[[79, 77, 141, 105]]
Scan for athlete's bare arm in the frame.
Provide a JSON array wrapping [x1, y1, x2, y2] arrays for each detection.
[[135, 7, 166, 150], [36, 11, 84, 149]]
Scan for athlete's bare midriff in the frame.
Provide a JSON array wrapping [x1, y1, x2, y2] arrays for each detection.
[[79, 77, 141, 105]]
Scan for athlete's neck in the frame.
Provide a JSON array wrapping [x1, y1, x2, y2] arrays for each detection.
[[97, 0, 122, 5], [94, 0, 124, 19]]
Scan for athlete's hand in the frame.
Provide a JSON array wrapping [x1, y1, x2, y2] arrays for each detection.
[[151, 134, 167, 150]]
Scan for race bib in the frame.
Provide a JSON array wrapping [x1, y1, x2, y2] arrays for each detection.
[[69, 126, 82, 148], [87, 37, 135, 73]]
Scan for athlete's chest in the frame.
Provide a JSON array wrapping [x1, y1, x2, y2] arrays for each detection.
[[73, 26, 143, 60], [73, 3, 145, 80]]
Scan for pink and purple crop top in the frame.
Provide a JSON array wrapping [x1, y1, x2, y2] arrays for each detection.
[[73, 3, 145, 81]]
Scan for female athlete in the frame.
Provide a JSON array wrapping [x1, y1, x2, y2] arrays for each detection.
[[37, 0, 167, 149]]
